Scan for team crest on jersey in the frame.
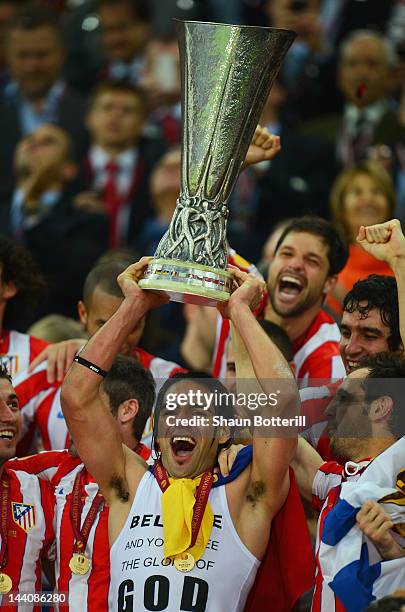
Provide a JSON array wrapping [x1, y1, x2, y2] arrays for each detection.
[[0, 355, 19, 376], [12, 502, 36, 533]]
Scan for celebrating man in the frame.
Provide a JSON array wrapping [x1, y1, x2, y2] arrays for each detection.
[[61, 259, 300, 611]]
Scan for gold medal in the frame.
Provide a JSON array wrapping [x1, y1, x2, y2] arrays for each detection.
[[69, 553, 91, 575], [174, 552, 195, 573], [0, 572, 12, 593]]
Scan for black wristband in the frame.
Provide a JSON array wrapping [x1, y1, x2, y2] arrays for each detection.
[[73, 356, 107, 378]]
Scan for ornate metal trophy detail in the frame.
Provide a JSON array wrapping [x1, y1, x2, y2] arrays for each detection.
[[139, 20, 296, 306]]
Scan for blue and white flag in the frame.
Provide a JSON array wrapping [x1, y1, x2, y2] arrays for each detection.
[[319, 437, 405, 612]]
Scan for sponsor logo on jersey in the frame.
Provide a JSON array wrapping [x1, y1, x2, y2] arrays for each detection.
[[12, 502, 36, 533]]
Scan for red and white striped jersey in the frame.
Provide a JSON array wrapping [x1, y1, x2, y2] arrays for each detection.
[[0, 330, 48, 377], [14, 348, 185, 453], [13, 362, 61, 455], [52, 458, 109, 611], [300, 381, 342, 460], [212, 249, 266, 378], [0, 465, 55, 611], [11, 445, 150, 611], [311, 459, 372, 612], [292, 310, 345, 387]]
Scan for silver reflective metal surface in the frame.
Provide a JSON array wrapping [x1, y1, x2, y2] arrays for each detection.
[[140, 20, 295, 304]]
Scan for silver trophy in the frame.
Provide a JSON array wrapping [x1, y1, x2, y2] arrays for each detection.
[[139, 20, 296, 306]]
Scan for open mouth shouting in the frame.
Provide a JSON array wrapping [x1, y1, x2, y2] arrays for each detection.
[[277, 273, 305, 303], [170, 436, 197, 464]]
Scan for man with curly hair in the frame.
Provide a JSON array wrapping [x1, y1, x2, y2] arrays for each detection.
[[0, 234, 48, 376]]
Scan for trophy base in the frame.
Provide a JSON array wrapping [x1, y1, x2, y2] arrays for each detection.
[[138, 258, 233, 307]]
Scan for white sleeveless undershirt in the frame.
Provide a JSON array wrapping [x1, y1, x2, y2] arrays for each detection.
[[108, 471, 259, 612]]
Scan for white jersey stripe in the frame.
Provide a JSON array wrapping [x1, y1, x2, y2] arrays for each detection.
[[293, 323, 341, 377], [47, 388, 68, 451], [67, 481, 102, 610]]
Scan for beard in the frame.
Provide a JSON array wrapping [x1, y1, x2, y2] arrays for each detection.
[[329, 435, 353, 461]]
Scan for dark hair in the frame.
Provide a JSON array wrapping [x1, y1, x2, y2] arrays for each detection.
[[0, 235, 47, 330], [360, 352, 405, 439], [343, 275, 400, 351], [97, 0, 151, 23], [7, 3, 61, 36], [88, 80, 148, 116], [0, 364, 12, 385], [274, 216, 349, 276], [366, 595, 405, 612], [101, 354, 155, 442], [82, 260, 132, 307], [152, 371, 234, 453], [258, 320, 293, 362]]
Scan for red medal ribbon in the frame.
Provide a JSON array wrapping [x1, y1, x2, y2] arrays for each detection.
[[154, 461, 214, 549], [70, 469, 104, 555], [0, 475, 10, 570]]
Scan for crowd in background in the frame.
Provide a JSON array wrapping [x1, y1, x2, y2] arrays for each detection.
[[1, 1, 405, 611], [0, 0, 404, 359]]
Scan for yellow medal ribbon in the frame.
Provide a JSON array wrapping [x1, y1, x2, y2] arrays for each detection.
[[161, 475, 214, 562]]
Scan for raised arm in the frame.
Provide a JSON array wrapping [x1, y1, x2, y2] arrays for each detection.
[[225, 269, 298, 514], [357, 219, 405, 348], [60, 258, 167, 502], [292, 437, 323, 502]]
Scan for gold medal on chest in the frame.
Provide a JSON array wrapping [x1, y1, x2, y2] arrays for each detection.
[[0, 572, 12, 593], [174, 552, 195, 572], [69, 553, 91, 575]]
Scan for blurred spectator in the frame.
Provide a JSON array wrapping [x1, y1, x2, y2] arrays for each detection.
[[140, 36, 181, 146], [97, 0, 151, 84], [326, 161, 396, 316], [266, 0, 327, 85], [137, 147, 180, 256], [0, 0, 20, 92], [0, 124, 108, 318], [0, 234, 48, 375], [233, 79, 337, 252], [79, 80, 164, 248], [27, 314, 86, 343], [265, 0, 340, 120], [302, 30, 405, 167], [0, 4, 88, 194], [328, 0, 397, 48]]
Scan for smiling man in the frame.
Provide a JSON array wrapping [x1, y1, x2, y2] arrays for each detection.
[[340, 274, 400, 374], [264, 217, 349, 386], [60, 259, 299, 612], [300, 221, 404, 458], [0, 365, 54, 609]]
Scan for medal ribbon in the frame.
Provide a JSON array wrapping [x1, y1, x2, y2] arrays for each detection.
[[154, 460, 214, 559], [70, 469, 104, 555], [0, 476, 10, 571]]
